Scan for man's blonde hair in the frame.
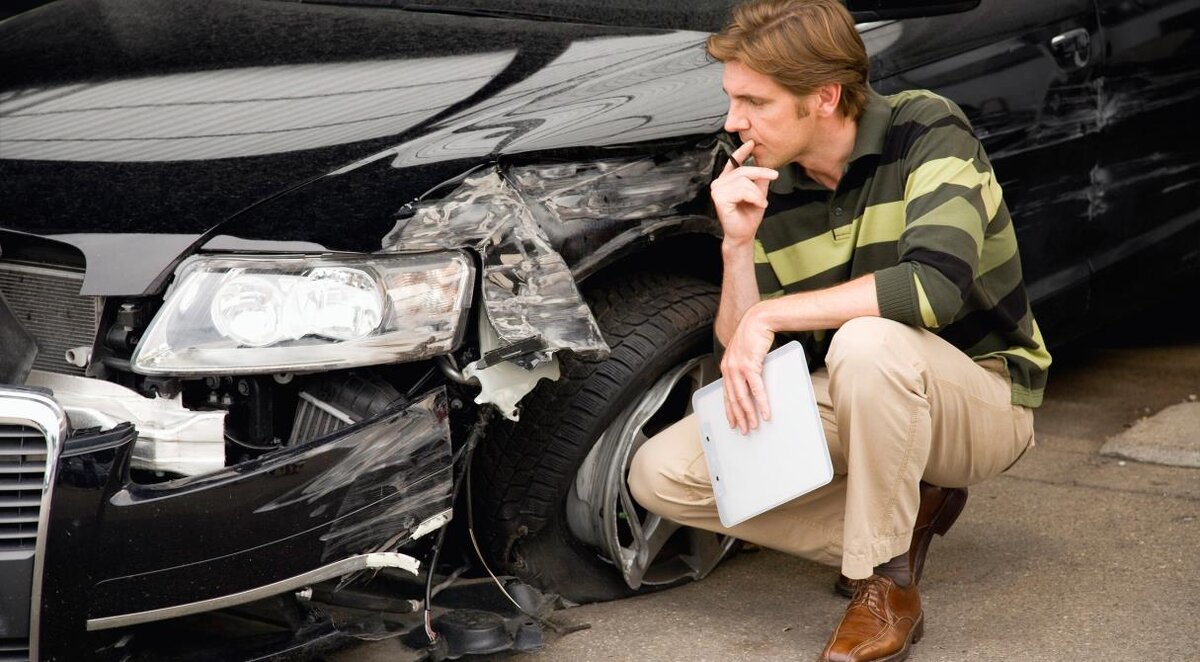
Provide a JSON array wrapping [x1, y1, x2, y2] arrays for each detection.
[[706, 0, 870, 120]]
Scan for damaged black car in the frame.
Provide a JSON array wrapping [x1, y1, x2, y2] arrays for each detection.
[[1, 0, 1197, 660]]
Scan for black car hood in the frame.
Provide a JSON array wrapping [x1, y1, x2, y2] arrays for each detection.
[[0, 0, 726, 294]]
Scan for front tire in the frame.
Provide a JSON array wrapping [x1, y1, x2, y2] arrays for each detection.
[[472, 272, 736, 603]]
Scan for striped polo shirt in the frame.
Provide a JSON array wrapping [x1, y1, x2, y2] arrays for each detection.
[[754, 88, 1051, 407]]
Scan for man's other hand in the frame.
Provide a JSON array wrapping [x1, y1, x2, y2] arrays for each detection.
[[720, 302, 776, 435], [710, 140, 778, 245]]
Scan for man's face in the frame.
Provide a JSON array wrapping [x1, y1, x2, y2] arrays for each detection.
[[721, 59, 815, 169]]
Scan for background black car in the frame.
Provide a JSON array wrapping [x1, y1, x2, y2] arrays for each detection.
[[1, 0, 1196, 659]]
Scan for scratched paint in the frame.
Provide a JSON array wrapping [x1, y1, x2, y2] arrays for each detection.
[[255, 390, 455, 561]]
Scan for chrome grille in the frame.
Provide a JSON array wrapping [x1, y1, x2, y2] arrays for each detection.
[[0, 637, 30, 662], [0, 262, 98, 376], [0, 390, 63, 662], [0, 424, 46, 552]]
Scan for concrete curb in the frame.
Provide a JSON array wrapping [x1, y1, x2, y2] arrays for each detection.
[[1099, 400, 1200, 468]]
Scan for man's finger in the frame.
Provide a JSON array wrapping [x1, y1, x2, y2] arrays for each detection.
[[721, 368, 742, 430], [725, 378, 746, 433], [736, 179, 769, 208], [748, 374, 771, 422], [731, 139, 755, 164], [726, 366, 763, 432], [740, 388, 759, 431], [723, 384, 736, 429], [729, 376, 758, 434], [733, 166, 779, 182], [732, 393, 747, 435], [720, 139, 754, 176]]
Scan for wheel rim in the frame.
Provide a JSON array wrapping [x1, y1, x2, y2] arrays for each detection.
[[567, 354, 737, 590]]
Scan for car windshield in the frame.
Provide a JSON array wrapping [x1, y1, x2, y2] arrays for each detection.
[[269, 1, 740, 31]]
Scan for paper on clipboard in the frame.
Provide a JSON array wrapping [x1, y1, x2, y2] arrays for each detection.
[[691, 341, 833, 528]]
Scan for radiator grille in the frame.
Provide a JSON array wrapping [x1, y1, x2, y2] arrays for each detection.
[[0, 424, 47, 552], [289, 393, 351, 445], [0, 262, 98, 376]]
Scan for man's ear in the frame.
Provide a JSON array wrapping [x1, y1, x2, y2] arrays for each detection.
[[815, 83, 843, 118]]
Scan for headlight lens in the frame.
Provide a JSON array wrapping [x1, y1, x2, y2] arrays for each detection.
[[132, 252, 474, 375], [209, 267, 384, 347]]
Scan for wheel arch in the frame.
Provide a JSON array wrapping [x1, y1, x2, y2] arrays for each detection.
[[570, 216, 723, 290]]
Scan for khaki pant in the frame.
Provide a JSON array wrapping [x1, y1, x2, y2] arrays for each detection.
[[628, 317, 1035, 579]]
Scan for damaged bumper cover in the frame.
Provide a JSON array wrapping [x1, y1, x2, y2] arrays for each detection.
[[0, 384, 453, 660]]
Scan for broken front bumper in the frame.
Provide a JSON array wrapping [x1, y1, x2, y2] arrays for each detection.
[[0, 384, 453, 661]]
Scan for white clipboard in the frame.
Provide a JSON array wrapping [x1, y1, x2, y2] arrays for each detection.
[[691, 341, 833, 528]]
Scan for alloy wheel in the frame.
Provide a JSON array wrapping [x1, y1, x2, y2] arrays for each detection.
[[566, 354, 737, 590]]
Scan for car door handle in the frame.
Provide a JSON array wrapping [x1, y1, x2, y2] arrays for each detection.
[[1050, 27, 1091, 70]]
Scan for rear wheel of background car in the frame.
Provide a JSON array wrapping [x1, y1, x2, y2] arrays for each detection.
[[473, 271, 738, 604]]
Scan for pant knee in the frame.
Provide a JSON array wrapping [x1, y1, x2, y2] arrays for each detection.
[[628, 419, 705, 515], [628, 440, 669, 513], [828, 317, 902, 368]]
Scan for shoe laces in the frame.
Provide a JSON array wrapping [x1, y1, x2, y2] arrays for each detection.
[[848, 576, 890, 616]]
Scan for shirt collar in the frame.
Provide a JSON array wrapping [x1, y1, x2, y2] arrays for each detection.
[[769, 87, 890, 194], [847, 87, 890, 163], [770, 163, 824, 193]]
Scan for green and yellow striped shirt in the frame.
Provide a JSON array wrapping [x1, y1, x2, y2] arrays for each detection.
[[754, 89, 1051, 407]]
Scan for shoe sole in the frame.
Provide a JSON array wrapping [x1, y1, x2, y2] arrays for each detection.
[[833, 575, 859, 598]]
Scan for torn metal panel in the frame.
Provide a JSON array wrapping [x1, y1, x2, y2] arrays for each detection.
[[507, 150, 716, 223], [382, 170, 608, 359]]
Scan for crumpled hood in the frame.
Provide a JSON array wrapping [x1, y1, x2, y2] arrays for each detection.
[[0, 0, 726, 294]]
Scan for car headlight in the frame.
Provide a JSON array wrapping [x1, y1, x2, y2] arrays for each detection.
[[131, 252, 474, 375]]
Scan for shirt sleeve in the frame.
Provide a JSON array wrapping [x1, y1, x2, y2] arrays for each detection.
[[873, 99, 1004, 329]]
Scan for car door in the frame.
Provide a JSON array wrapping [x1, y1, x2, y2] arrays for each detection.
[[864, 0, 1103, 345], [1087, 0, 1200, 320]]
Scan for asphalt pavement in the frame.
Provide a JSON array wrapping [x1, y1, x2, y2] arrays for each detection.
[[338, 312, 1200, 662]]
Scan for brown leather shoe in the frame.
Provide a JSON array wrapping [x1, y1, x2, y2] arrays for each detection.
[[819, 575, 923, 662], [834, 481, 968, 597]]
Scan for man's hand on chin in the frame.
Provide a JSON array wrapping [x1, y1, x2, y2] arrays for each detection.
[[720, 302, 777, 435], [710, 139, 778, 245]]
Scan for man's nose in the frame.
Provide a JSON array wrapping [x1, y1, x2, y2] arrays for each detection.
[[724, 104, 748, 133]]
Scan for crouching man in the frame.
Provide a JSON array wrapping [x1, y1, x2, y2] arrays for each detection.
[[628, 1, 1051, 659]]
